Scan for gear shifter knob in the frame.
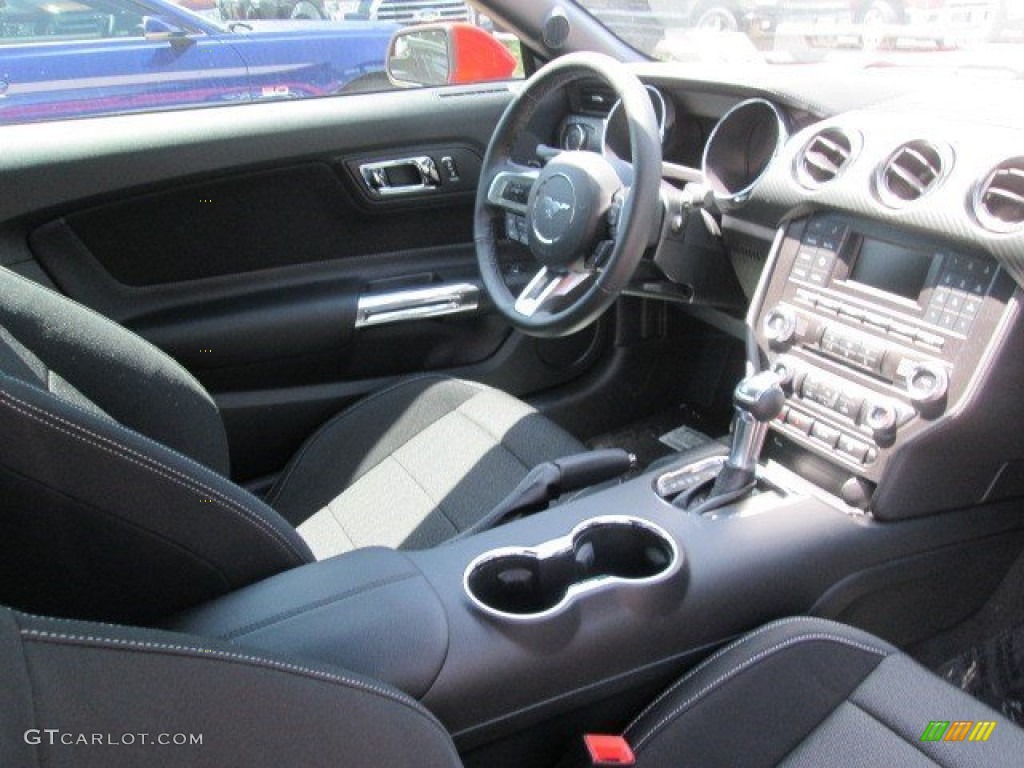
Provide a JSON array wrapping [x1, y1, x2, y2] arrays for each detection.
[[734, 370, 786, 423], [726, 371, 784, 474]]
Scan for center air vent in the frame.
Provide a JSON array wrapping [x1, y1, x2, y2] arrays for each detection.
[[796, 127, 857, 188], [876, 140, 948, 207], [974, 158, 1024, 233]]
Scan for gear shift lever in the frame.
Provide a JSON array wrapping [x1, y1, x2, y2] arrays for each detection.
[[671, 371, 784, 514], [723, 370, 786, 479]]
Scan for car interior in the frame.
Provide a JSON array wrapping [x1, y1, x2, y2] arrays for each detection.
[[2, 0, 1024, 765]]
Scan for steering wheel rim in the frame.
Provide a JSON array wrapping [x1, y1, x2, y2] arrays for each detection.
[[474, 52, 663, 338]]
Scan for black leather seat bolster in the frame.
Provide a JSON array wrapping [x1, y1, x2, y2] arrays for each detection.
[[0, 373, 312, 624], [624, 617, 1024, 768], [0, 607, 462, 768], [0, 265, 230, 475]]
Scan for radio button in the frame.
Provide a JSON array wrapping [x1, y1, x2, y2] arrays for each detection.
[[862, 312, 889, 332], [810, 422, 840, 448], [837, 434, 870, 463], [807, 270, 828, 287], [945, 292, 965, 312], [795, 248, 815, 266], [938, 310, 958, 330], [954, 316, 972, 335], [786, 409, 814, 434], [961, 297, 981, 318], [915, 330, 945, 349], [835, 392, 864, 421], [929, 286, 950, 308], [924, 306, 943, 325], [791, 266, 811, 281]]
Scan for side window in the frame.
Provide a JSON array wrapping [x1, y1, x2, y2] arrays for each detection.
[[0, 0, 146, 44], [0, 0, 523, 125]]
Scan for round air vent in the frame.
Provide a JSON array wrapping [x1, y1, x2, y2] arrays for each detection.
[[973, 158, 1024, 234], [795, 127, 858, 189], [875, 140, 950, 207]]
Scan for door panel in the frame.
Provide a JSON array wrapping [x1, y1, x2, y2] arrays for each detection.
[[16, 88, 609, 483]]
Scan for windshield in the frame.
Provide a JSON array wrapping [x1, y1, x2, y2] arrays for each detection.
[[573, 1, 1024, 76]]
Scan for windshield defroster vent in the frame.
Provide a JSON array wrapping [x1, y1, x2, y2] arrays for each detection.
[[876, 140, 949, 207], [974, 158, 1024, 233], [796, 127, 857, 188]]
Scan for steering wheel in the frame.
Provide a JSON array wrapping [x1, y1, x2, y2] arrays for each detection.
[[474, 53, 663, 338]]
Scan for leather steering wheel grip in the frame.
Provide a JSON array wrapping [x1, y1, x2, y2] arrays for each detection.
[[474, 52, 663, 338]]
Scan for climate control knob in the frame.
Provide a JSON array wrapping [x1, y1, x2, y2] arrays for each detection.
[[763, 305, 798, 346], [864, 400, 898, 436], [906, 360, 949, 406]]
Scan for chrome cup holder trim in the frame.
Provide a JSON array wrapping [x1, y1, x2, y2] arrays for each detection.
[[463, 515, 680, 622]]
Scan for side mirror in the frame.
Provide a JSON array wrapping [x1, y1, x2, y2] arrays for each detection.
[[143, 16, 192, 45], [387, 22, 518, 88]]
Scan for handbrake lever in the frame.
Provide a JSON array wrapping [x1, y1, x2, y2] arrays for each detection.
[[455, 449, 636, 540]]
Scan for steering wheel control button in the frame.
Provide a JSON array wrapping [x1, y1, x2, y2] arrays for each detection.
[[505, 213, 529, 245]]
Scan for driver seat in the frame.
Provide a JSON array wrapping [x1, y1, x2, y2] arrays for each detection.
[[0, 266, 583, 623]]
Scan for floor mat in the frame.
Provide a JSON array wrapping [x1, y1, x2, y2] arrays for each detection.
[[587, 407, 716, 470], [937, 622, 1024, 725]]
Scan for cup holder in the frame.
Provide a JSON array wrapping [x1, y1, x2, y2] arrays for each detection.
[[464, 516, 679, 621]]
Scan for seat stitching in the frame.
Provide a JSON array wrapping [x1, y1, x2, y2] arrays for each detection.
[[455, 396, 534, 470], [846, 696, 945, 766], [0, 390, 306, 564], [315, 502, 358, 553], [3, 367, 219, 479], [624, 616, 823, 735], [630, 633, 889, 752], [388, 453, 461, 534], [18, 628, 453, 740], [9, 614, 44, 768], [221, 572, 418, 639], [266, 373, 469, 507], [2, 458, 235, 591]]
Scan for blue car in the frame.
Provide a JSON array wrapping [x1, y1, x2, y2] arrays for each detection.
[[0, 0, 396, 123]]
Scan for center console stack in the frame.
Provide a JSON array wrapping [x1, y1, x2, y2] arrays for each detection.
[[752, 213, 1021, 518]]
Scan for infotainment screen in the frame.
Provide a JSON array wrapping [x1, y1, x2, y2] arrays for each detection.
[[848, 238, 933, 302]]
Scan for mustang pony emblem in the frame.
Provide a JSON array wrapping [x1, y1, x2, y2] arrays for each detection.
[[540, 196, 572, 220]]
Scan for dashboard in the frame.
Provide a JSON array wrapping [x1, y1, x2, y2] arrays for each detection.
[[535, 67, 1024, 521]]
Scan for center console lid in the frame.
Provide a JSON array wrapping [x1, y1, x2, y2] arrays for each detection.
[[173, 547, 448, 699]]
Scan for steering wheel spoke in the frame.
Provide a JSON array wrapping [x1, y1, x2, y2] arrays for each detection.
[[514, 267, 593, 318], [486, 166, 539, 215]]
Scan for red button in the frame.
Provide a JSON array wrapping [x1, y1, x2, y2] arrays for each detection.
[[584, 734, 636, 766]]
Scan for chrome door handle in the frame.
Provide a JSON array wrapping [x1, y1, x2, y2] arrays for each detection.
[[355, 283, 479, 328], [359, 156, 441, 197]]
